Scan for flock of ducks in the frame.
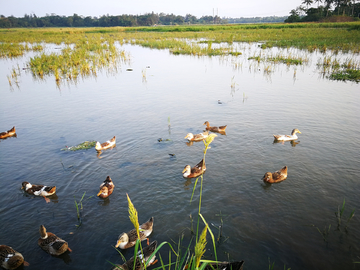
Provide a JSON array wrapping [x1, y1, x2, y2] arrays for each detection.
[[0, 124, 301, 270]]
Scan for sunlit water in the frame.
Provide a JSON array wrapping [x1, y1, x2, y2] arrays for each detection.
[[0, 43, 359, 270]]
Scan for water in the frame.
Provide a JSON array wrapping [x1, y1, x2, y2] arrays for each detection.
[[0, 43, 359, 270]]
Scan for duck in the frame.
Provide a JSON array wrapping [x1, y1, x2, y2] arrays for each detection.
[[262, 166, 288, 183], [182, 159, 206, 179], [95, 136, 116, 151], [204, 260, 244, 270], [115, 217, 154, 249], [97, 176, 115, 198], [38, 225, 72, 256], [111, 240, 158, 270], [184, 131, 209, 142], [273, 129, 301, 141], [203, 121, 227, 133], [0, 126, 16, 139], [0, 245, 29, 270], [21, 182, 56, 203]]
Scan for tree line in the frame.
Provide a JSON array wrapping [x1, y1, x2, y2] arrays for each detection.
[[0, 13, 218, 28], [286, 0, 360, 22], [0, 12, 290, 28]]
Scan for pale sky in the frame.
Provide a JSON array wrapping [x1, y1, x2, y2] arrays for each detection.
[[1, 0, 307, 18]]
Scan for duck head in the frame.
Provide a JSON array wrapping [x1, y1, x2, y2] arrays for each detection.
[[104, 176, 113, 184], [291, 129, 301, 135], [95, 142, 102, 151], [182, 165, 191, 178], [184, 133, 194, 140], [115, 232, 129, 249], [262, 172, 273, 183], [39, 225, 48, 239], [21, 182, 31, 190]]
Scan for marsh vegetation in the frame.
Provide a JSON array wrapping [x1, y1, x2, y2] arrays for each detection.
[[0, 22, 359, 270]]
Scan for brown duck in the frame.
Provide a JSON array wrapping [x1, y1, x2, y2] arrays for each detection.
[[262, 166, 288, 183], [0, 126, 16, 139], [203, 121, 227, 133], [115, 217, 154, 249], [0, 245, 29, 270], [97, 176, 115, 198], [111, 240, 158, 270], [38, 225, 72, 256], [21, 182, 56, 203], [182, 159, 206, 178], [95, 136, 116, 151]]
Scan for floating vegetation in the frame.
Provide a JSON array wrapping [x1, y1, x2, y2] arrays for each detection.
[[317, 56, 360, 82], [61, 140, 96, 151], [248, 52, 309, 66], [329, 69, 360, 83]]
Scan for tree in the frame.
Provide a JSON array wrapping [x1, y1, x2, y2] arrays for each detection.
[[285, 9, 302, 22], [302, 0, 314, 8]]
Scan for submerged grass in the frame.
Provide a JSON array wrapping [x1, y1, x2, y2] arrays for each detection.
[[317, 56, 360, 82], [248, 52, 309, 66]]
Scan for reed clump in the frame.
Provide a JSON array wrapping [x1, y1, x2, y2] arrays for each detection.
[[248, 52, 309, 66], [317, 56, 360, 82], [27, 37, 130, 84]]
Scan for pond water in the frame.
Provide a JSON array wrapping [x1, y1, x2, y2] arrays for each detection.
[[0, 42, 359, 270]]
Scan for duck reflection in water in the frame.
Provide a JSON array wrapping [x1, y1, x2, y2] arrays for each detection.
[[273, 139, 300, 147]]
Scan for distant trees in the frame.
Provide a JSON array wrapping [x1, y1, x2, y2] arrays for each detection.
[[0, 12, 289, 28], [285, 0, 360, 22], [224, 16, 288, 24]]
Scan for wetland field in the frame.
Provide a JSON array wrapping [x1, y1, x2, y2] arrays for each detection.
[[0, 23, 360, 270]]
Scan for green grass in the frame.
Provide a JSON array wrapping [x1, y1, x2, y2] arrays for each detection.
[[329, 69, 360, 83]]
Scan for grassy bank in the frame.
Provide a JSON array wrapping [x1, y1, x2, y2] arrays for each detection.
[[1, 22, 360, 53]]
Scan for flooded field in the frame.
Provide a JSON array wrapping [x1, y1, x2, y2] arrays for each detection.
[[0, 41, 359, 270]]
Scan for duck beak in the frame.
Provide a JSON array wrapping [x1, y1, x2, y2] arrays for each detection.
[[97, 190, 103, 196], [182, 168, 187, 173], [115, 239, 121, 248]]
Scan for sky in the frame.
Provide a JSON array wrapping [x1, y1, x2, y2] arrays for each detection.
[[0, 0, 307, 18]]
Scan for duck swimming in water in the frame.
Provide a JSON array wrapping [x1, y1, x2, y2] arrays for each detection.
[[0, 126, 16, 139], [97, 176, 115, 198], [273, 129, 301, 141], [184, 131, 209, 142], [182, 159, 206, 179], [262, 166, 288, 183], [38, 225, 72, 256], [203, 121, 227, 133], [115, 217, 154, 249], [95, 136, 116, 151], [21, 182, 56, 203]]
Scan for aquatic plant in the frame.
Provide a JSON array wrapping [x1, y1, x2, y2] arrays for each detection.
[[74, 192, 93, 228], [317, 56, 359, 82], [61, 141, 96, 151], [335, 199, 355, 232]]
